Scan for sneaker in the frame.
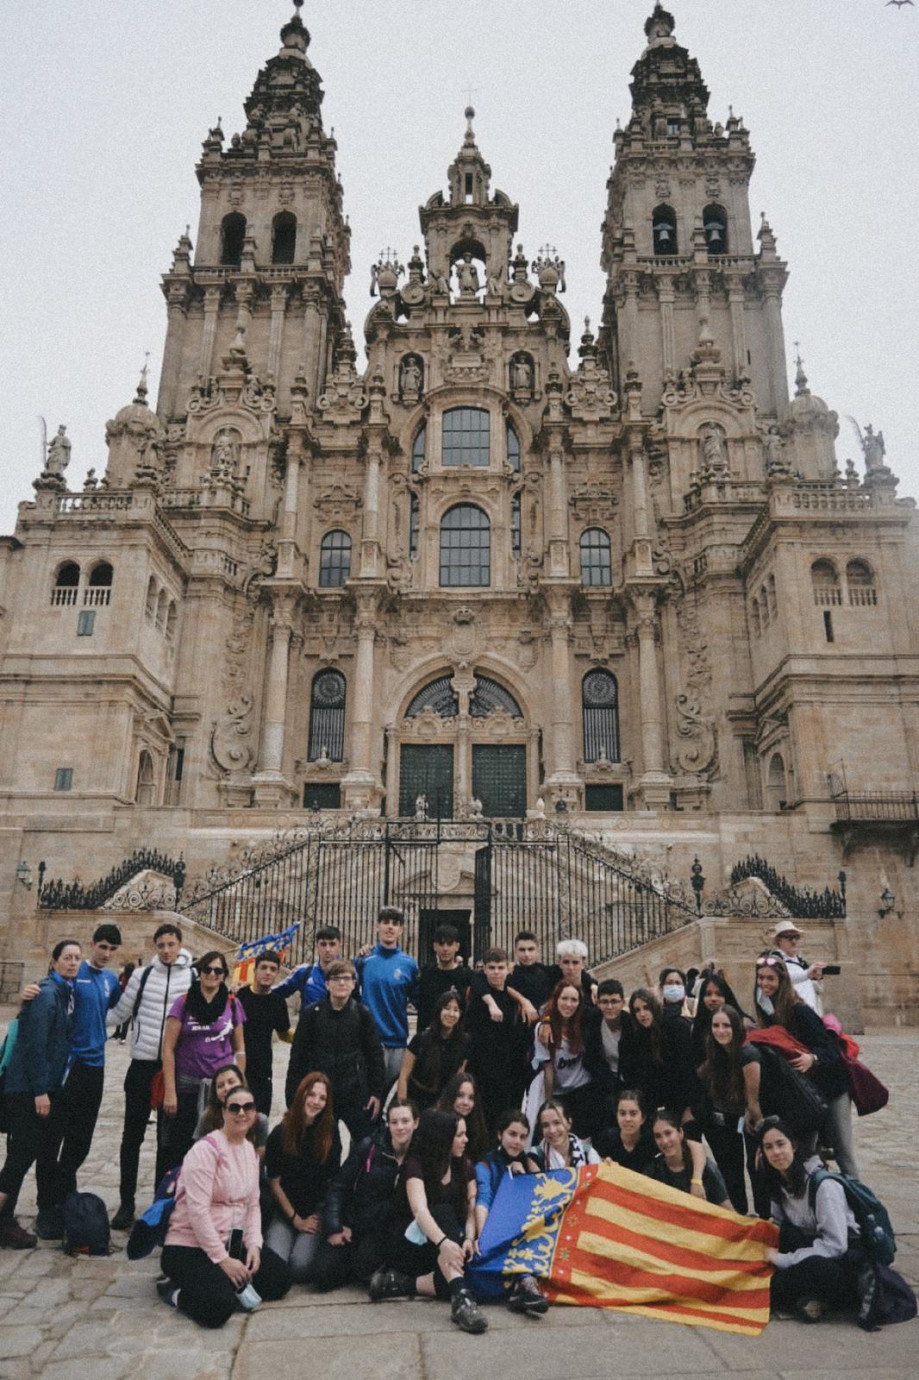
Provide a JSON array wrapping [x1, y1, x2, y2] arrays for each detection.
[[0, 1218, 36, 1250], [513, 1276, 548, 1316], [156, 1278, 179, 1308], [795, 1296, 825, 1324], [35, 1208, 65, 1241], [451, 1286, 488, 1335], [368, 1268, 414, 1302], [110, 1202, 135, 1232]]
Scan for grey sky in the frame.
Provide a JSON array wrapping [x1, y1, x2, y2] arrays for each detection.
[[1, 1, 916, 534]]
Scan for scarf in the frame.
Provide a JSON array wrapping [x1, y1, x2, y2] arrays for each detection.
[[185, 978, 229, 1025], [540, 1132, 590, 1171]]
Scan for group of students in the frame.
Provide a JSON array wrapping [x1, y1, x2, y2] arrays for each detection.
[[0, 910, 907, 1333]]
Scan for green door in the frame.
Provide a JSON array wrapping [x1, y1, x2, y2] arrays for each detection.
[[472, 744, 527, 818], [399, 744, 454, 819]]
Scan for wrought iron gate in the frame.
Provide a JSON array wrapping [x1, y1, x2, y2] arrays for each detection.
[[179, 817, 698, 968]]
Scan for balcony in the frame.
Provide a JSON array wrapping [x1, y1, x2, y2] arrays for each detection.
[[831, 789, 919, 864]]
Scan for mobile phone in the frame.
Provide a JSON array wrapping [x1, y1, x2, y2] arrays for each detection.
[[227, 1227, 245, 1260], [822, 964, 841, 976]]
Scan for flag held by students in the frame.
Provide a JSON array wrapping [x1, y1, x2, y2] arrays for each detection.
[[470, 1161, 777, 1336], [233, 923, 300, 984]]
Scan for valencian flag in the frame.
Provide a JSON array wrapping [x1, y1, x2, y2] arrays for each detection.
[[469, 1162, 778, 1336], [232, 923, 300, 985]]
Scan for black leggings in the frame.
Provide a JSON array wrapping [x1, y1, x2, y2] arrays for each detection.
[[160, 1244, 291, 1328], [700, 1116, 748, 1214], [384, 1203, 463, 1301], [310, 1226, 389, 1291], [0, 1092, 59, 1215]]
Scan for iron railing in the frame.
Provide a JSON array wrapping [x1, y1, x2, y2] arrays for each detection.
[[728, 854, 846, 919], [38, 850, 186, 911], [832, 791, 919, 824]]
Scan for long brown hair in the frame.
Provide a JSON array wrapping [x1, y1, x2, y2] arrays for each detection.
[[538, 980, 584, 1056], [755, 956, 799, 1029], [281, 1071, 335, 1163], [699, 1005, 746, 1108], [629, 987, 664, 1063], [435, 1071, 488, 1161]]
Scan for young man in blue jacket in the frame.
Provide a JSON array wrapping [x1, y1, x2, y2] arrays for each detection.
[[354, 907, 419, 1092]]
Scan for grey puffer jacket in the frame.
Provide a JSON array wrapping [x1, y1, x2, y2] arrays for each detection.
[[108, 948, 193, 1062]]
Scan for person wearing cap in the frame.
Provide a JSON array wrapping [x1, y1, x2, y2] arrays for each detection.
[[767, 923, 823, 1013]]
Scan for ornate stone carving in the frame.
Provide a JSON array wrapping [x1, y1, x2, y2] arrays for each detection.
[[569, 482, 619, 522], [673, 593, 718, 777], [211, 695, 257, 773], [313, 484, 362, 520], [674, 693, 717, 775], [566, 321, 617, 424]]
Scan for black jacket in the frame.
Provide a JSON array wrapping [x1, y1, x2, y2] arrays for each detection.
[[323, 1127, 405, 1238], [583, 1006, 635, 1098], [285, 995, 385, 1107]]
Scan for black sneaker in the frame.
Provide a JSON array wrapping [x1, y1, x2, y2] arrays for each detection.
[[368, 1268, 414, 1302], [795, 1296, 825, 1324], [111, 1202, 135, 1232], [156, 1278, 179, 1308], [0, 1217, 36, 1250], [451, 1286, 488, 1334], [35, 1208, 64, 1241]]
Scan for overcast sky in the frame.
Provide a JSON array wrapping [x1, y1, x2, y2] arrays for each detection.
[[1, 1, 916, 534]]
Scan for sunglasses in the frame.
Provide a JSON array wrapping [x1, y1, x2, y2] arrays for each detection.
[[226, 1101, 256, 1115], [758, 957, 782, 967], [201, 965, 228, 976]]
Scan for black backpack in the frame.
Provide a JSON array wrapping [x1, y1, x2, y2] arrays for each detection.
[[62, 1191, 111, 1256]]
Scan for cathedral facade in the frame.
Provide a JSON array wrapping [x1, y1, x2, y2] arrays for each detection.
[[1, 5, 916, 1021]]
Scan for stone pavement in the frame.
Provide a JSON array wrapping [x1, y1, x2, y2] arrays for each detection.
[[0, 1021, 915, 1380]]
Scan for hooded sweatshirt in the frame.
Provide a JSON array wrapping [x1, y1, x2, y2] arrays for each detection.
[[107, 947, 193, 1062]]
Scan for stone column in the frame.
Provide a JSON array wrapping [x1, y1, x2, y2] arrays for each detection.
[[727, 276, 747, 380], [359, 448, 382, 578], [543, 595, 582, 808], [158, 285, 189, 418], [341, 594, 381, 809], [267, 286, 287, 384], [276, 451, 301, 579], [633, 597, 672, 808], [547, 448, 570, 576], [198, 287, 221, 383], [761, 278, 789, 411], [252, 600, 297, 806], [302, 289, 322, 404], [658, 281, 676, 377]]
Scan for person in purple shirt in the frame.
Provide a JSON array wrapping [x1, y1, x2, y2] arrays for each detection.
[[161, 951, 245, 1174], [272, 926, 342, 1009]]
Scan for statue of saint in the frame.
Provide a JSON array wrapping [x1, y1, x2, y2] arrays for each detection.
[[46, 425, 71, 476], [400, 355, 422, 396], [456, 252, 480, 297], [211, 428, 240, 478], [701, 425, 727, 475], [511, 355, 532, 392]]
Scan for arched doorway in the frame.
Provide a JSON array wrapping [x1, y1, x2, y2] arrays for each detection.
[[396, 670, 528, 818]]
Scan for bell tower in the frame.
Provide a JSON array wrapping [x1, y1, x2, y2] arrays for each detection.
[[157, 1, 350, 424], [600, 3, 789, 423]]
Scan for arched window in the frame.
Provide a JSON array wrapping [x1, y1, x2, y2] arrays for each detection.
[[439, 504, 490, 587], [52, 561, 80, 606], [507, 423, 521, 473], [271, 211, 297, 265], [145, 576, 157, 620], [308, 670, 346, 761], [220, 213, 246, 266], [409, 491, 420, 559], [767, 574, 778, 619], [703, 204, 728, 255], [411, 423, 426, 473], [86, 562, 113, 606], [135, 750, 156, 807], [811, 559, 841, 606], [405, 675, 459, 718], [511, 491, 522, 558], [166, 601, 177, 641], [319, 530, 352, 587], [652, 204, 678, 255], [442, 408, 490, 467], [580, 528, 612, 586], [766, 752, 786, 812], [846, 559, 877, 606], [582, 670, 620, 763], [751, 596, 761, 637], [155, 589, 167, 631], [470, 674, 523, 718]]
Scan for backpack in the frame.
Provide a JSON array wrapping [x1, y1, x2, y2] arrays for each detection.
[[808, 1168, 896, 1265], [0, 1017, 18, 1133], [126, 1165, 182, 1261], [62, 1191, 111, 1256]]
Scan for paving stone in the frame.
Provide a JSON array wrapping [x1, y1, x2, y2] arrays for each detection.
[[233, 1332, 422, 1380], [0, 1329, 43, 1360], [36, 1360, 132, 1380], [131, 1351, 237, 1380]]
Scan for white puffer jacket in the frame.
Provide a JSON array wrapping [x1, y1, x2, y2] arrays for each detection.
[[108, 948, 194, 1062]]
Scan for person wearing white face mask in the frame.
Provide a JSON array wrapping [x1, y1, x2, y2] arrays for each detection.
[[658, 966, 694, 1021]]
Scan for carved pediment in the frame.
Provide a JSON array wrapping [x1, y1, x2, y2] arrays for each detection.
[[313, 484, 363, 520]]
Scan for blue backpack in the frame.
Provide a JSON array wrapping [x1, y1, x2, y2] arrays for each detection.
[[809, 1168, 896, 1265]]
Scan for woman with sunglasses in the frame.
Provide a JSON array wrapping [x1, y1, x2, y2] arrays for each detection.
[[754, 956, 855, 1174], [264, 1071, 341, 1283], [158, 1085, 291, 1326], [161, 951, 246, 1174]]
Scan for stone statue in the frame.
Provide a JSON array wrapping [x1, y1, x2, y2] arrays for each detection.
[[414, 793, 428, 821], [400, 355, 423, 396], [486, 262, 506, 297], [700, 424, 727, 477], [211, 427, 240, 478], [46, 425, 71, 475], [429, 266, 450, 296], [456, 252, 480, 297], [510, 354, 533, 392], [863, 424, 886, 471]]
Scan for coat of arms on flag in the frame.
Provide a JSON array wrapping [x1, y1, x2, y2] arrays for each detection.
[[470, 1161, 777, 1335], [231, 922, 299, 985]]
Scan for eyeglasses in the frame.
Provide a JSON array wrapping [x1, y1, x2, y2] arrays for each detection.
[[201, 966, 227, 977], [327, 974, 355, 982], [226, 1101, 256, 1115]]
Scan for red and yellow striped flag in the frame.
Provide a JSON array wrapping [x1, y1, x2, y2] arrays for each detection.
[[545, 1162, 778, 1335]]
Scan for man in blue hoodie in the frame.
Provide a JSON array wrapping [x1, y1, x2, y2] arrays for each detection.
[[354, 907, 419, 1091], [30, 923, 123, 1239]]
